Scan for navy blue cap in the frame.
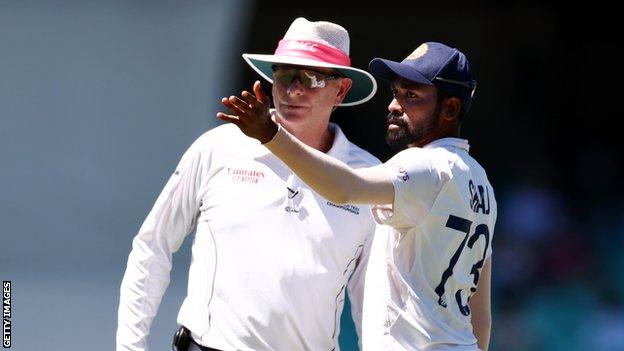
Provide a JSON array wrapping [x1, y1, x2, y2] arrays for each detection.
[[369, 42, 477, 114]]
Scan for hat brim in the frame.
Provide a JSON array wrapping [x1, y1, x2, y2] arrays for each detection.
[[243, 53, 377, 107], [369, 58, 434, 86]]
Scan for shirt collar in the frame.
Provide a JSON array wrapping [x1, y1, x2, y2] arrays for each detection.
[[265, 110, 350, 161], [325, 122, 350, 162], [422, 137, 470, 152]]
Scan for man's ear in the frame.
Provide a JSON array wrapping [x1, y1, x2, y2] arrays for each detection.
[[443, 96, 462, 120], [335, 78, 353, 105]]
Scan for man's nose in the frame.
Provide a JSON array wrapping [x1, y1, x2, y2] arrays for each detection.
[[388, 98, 402, 113], [286, 77, 305, 96]]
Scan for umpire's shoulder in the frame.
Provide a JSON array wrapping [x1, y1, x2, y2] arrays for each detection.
[[347, 142, 382, 168], [191, 123, 250, 149], [175, 124, 248, 163], [331, 123, 381, 168]]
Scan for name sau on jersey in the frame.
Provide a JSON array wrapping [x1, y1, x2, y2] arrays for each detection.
[[469, 179, 490, 214]]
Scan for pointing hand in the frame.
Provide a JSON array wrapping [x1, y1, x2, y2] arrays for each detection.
[[217, 80, 278, 144]]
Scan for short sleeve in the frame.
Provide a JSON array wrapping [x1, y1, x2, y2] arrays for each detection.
[[377, 148, 450, 228]]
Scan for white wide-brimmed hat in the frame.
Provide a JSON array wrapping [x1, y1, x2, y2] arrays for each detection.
[[242, 17, 377, 106]]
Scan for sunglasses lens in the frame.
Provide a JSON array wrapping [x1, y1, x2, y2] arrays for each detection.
[[273, 67, 336, 89], [300, 70, 326, 88], [273, 69, 296, 86]]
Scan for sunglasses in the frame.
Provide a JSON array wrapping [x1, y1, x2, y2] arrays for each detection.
[[271, 65, 343, 89]]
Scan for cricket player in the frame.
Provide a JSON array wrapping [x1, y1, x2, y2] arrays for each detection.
[[218, 41, 497, 351]]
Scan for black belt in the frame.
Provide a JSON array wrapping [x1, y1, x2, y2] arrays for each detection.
[[188, 338, 223, 351], [172, 326, 223, 351]]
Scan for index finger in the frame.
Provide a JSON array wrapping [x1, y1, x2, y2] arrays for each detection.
[[253, 80, 271, 106]]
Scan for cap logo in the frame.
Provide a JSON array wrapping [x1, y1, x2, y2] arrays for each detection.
[[406, 43, 428, 60]]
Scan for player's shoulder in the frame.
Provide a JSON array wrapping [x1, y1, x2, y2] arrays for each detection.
[[390, 146, 446, 172], [385, 143, 467, 191], [409, 138, 475, 175]]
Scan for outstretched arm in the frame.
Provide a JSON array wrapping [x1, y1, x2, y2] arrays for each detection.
[[217, 81, 394, 205]]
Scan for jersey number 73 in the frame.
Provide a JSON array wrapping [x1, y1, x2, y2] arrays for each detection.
[[434, 214, 490, 316]]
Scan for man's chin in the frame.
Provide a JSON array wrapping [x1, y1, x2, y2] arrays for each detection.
[[277, 108, 308, 122], [385, 134, 410, 151]]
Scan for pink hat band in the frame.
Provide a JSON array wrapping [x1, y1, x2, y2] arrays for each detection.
[[274, 39, 351, 67]]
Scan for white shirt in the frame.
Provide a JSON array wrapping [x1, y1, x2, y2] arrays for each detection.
[[116, 123, 380, 351], [364, 138, 497, 351]]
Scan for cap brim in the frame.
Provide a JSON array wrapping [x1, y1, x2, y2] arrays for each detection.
[[369, 58, 434, 86], [242, 53, 377, 106]]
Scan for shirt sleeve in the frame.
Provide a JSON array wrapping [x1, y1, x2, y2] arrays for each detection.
[[116, 141, 208, 351], [378, 148, 450, 228]]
